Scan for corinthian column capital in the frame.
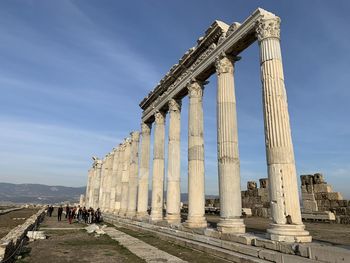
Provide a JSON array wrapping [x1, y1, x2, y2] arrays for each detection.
[[187, 80, 203, 98], [141, 122, 151, 135], [168, 99, 182, 113], [154, 111, 165, 124], [215, 55, 234, 75], [256, 18, 281, 41], [130, 131, 140, 142]]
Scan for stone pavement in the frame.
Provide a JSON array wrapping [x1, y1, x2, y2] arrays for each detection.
[[104, 227, 187, 263]]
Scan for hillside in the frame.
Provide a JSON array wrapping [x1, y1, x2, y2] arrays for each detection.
[[0, 183, 86, 204]]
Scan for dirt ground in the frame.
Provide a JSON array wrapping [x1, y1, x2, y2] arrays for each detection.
[[205, 214, 350, 248], [16, 210, 144, 263], [0, 208, 39, 238]]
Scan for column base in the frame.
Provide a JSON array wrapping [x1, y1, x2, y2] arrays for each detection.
[[136, 212, 149, 221], [125, 211, 136, 218], [150, 211, 163, 222], [217, 218, 245, 234], [118, 209, 127, 217], [267, 223, 312, 243], [184, 216, 207, 228], [165, 214, 181, 225]]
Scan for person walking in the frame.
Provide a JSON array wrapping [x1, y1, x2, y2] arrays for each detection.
[[68, 207, 74, 224], [57, 205, 63, 221], [65, 204, 69, 219], [49, 205, 54, 217]]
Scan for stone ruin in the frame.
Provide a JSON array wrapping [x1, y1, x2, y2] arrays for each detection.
[[301, 173, 350, 224], [241, 178, 270, 218]]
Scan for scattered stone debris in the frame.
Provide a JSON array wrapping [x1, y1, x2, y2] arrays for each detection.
[[27, 231, 46, 241], [84, 224, 107, 236]]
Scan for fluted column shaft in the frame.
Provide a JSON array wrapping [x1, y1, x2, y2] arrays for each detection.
[[150, 111, 166, 221], [109, 148, 120, 212], [127, 131, 140, 217], [99, 159, 107, 211], [166, 99, 182, 224], [215, 55, 245, 233], [119, 139, 131, 216], [185, 81, 207, 228], [85, 168, 93, 207], [137, 123, 152, 219], [115, 144, 124, 212], [105, 152, 114, 211], [257, 17, 310, 242], [93, 160, 102, 209]]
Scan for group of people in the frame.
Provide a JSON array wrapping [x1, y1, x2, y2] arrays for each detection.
[[48, 204, 102, 224]]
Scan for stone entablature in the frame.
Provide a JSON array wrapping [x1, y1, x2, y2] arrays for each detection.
[[139, 8, 277, 123]]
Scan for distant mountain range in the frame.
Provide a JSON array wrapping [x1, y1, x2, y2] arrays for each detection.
[[0, 183, 86, 204], [0, 182, 219, 205]]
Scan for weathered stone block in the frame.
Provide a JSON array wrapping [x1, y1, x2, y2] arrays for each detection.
[[253, 238, 278, 250], [259, 178, 268, 189], [307, 244, 350, 262], [337, 200, 348, 207], [315, 192, 343, 201], [302, 200, 318, 212], [302, 193, 316, 201], [313, 184, 332, 193], [258, 249, 283, 262], [247, 181, 257, 190], [335, 207, 347, 215]]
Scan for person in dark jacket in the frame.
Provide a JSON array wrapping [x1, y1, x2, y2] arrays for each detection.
[[57, 205, 63, 221], [65, 204, 69, 219]]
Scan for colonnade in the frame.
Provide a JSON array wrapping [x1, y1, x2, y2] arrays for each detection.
[[84, 9, 311, 242]]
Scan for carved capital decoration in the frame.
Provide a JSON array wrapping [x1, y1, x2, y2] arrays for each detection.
[[154, 111, 165, 124], [187, 80, 203, 98], [215, 55, 234, 75], [130, 131, 140, 142], [168, 99, 182, 113], [256, 18, 280, 41], [141, 122, 151, 135]]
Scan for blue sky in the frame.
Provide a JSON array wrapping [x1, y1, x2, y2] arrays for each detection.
[[0, 1, 349, 198]]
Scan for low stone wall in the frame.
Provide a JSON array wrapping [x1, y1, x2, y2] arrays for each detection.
[[0, 208, 45, 262], [0, 208, 22, 216]]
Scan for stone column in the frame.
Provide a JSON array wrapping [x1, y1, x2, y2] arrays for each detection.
[[109, 147, 120, 212], [93, 159, 102, 209], [256, 17, 311, 242], [98, 158, 106, 210], [104, 152, 114, 212], [126, 131, 140, 218], [150, 111, 166, 222], [185, 81, 207, 228], [165, 99, 182, 224], [137, 122, 152, 219], [85, 168, 93, 207], [119, 139, 131, 216], [89, 167, 96, 207], [115, 144, 124, 213], [215, 55, 245, 233]]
